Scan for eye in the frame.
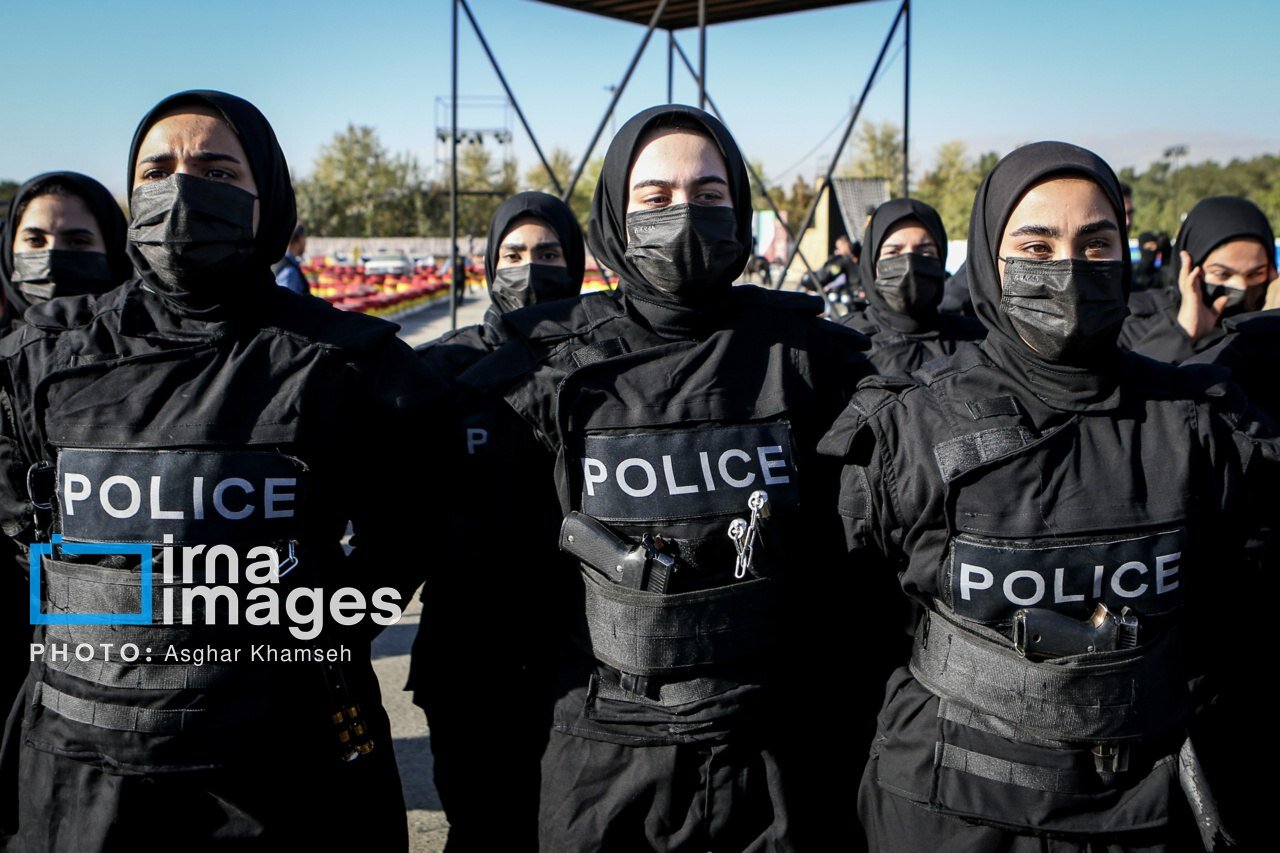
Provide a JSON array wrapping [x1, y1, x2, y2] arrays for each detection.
[[1019, 241, 1052, 258], [22, 234, 47, 248], [694, 188, 725, 204], [1083, 238, 1113, 257], [205, 168, 236, 181], [538, 249, 562, 262], [879, 247, 900, 258], [501, 250, 521, 262], [639, 191, 670, 207]]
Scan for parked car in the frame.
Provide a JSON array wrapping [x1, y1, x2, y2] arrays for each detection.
[[364, 252, 413, 276]]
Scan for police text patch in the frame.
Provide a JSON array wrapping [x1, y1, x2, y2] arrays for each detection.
[[949, 529, 1186, 623], [579, 423, 800, 522], [56, 449, 307, 545]]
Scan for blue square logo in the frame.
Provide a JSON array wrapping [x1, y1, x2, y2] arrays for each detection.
[[30, 535, 154, 626]]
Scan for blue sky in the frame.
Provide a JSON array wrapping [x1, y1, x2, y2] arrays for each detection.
[[2, 0, 1277, 197]]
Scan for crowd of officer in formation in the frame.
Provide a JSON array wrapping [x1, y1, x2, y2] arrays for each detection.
[[0, 90, 1274, 853]]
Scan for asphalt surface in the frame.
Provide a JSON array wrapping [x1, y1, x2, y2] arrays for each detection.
[[370, 287, 490, 852]]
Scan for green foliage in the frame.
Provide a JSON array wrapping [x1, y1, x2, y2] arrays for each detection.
[[294, 124, 428, 237], [0, 180, 17, 208], [523, 147, 600, 229], [1123, 154, 1280, 237], [839, 120, 908, 197]]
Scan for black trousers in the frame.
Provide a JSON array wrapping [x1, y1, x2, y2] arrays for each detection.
[[537, 728, 864, 853]]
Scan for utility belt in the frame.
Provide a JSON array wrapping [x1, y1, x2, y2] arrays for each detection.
[[557, 494, 780, 737], [905, 606, 1232, 846]]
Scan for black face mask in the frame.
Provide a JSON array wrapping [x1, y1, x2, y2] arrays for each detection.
[[623, 204, 741, 299], [489, 263, 575, 313], [1202, 281, 1257, 319], [11, 249, 113, 301], [128, 173, 257, 292], [874, 253, 944, 317], [999, 258, 1129, 364]]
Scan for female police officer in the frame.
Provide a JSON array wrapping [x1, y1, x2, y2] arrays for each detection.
[[460, 104, 875, 851], [0, 91, 438, 851], [839, 197, 984, 377], [410, 191, 585, 852], [820, 141, 1277, 850]]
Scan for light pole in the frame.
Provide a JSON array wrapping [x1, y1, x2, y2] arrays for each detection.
[[1163, 144, 1188, 233]]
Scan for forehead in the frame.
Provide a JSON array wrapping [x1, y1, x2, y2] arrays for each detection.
[[882, 217, 933, 242], [628, 128, 727, 182], [135, 106, 245, 160], [1203, 238, 1270, 269], [1005, 176, 1115, 230], [502, 214, 558, 243], [17, 193, 96, 229]]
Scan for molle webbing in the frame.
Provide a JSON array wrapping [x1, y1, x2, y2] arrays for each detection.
[[934, 427, 1039, 483], [580, 569, 775, 676], [910, 608, 1189, 743]]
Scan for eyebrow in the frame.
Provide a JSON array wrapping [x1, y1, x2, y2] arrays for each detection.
[[1008, 219, 1118, 239], [138, 150, 243, 165], [631, 175, 728, 191], [501, 240, 562, 252], [20, 226, 95, 236], [1205, 262, 1268, 274], [882, 237, 936, 247]]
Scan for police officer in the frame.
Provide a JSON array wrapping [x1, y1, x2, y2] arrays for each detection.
[[0, 172, 131, 334], [460, 104, 874, 851], [0, 91, 438, 851], [820, 142, 1277, 850], [838, 198, 984, 377], [1120, 196, 1277, 364], [408, 191, 584, 852], [801, 234, 864, 313], [0, 171, 132, 838]]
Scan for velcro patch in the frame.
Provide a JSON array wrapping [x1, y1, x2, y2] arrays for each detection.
[[579, 423, 800, 522], [56, 449, 308, 545], [949, 529, 1186, 623]]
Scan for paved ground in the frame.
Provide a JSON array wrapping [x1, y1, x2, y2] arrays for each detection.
[[368, 288, 492, 853]]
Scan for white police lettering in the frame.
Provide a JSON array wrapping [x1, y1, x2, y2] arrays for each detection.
[[583, 444, 793, 500], [953, 549, 1182, 621], [466, 427, 488, 455], [579, 424, 800, 521], [61, 471, 296, 521]]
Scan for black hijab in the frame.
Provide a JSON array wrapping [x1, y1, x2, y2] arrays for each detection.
[[588, 104, 751, 334], [126, 90, 296, 318], [484, 191, 585, 288], [859, 197, 948, 332], [1, 171, 131, 327], [968, 141, 1131, 410], [1176, 196, 1275, 270]]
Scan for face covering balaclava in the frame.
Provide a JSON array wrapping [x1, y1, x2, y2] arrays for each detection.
[[125, 90, 296, 319], [1, 172, 131, 325], [483, 191, 585, 314], [588, 105, 752, 335], [1174, 195, 1275, 321], [860, 197, 949, 333], [968, 141, 1132, 410]]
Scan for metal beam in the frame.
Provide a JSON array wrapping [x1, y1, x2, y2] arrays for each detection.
[[671, 37, 819, 289], [902, 0, 910, 196], [777, 0, 907, 293], [667, 30, 674, 103], [563, 0, 672, 203], [450, 0, 460, 331], [460, 0, 562, 196], [458, 0, 612, 289], [697, 0, 707, 110]]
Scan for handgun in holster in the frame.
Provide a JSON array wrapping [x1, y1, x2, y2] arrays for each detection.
[[1013, 602, 1139, 661], [559, 512, 677, 696], [559, 511, 676, 594]]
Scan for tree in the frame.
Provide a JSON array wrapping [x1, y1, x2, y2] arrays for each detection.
[[839, 120, 908, 196], [915, 141, 981, 240], [523, 147, 600, 228], [294, 124, 425, 237]]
